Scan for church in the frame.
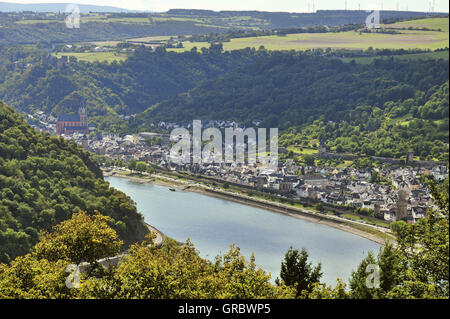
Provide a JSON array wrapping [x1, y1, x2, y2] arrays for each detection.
[[56, 107, 89, 135]]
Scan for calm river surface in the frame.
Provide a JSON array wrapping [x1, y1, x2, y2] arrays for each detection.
[[107, 176, 380, 284]]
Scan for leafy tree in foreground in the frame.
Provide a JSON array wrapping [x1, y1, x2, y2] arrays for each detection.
[[386, 173, 449, 298], [34, 211, 123, 265], [0, 212, 296, 299], [277, 247, 323, 297]]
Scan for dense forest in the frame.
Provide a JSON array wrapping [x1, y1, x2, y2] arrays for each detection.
[[279, 81, 449, 161], [0, 101, 148, 263], [133, 53, 449, 160]]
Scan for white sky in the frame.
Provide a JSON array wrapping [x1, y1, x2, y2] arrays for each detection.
[[4, 0, 449, 13]]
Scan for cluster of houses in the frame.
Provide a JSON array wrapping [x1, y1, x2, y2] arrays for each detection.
[[29, 105, 446, 226], [61, 131, 448, 225]]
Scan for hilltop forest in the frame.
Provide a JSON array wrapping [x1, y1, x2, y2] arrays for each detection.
[[0, 45, 269, 129], [133, 52, 449, 161]]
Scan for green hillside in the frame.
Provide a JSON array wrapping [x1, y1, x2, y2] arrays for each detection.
[[0, 101, 148, 263], [0, 46, 268, 130], [132, 53, 449, 161]]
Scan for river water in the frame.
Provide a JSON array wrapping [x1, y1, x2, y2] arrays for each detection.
[[106, 176, 380, 284]]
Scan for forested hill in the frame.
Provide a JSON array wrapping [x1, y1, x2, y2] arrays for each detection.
[[132, 54, 449, 160], [0, 101, 148, 263], [0, 46, 269, 130]]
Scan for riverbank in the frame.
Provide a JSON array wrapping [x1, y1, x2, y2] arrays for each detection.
[[105, 170, 394, 245]]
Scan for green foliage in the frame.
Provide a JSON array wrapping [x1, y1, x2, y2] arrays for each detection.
[[0, 254, 70, 299], [349, 174, 449, 299], [348, 244, 403, 298], [387, 174, 449, 298], [0, 102, 146, 263], [135, 54, 448, 160], [0, 213, 296, 299], [0, 45, 269, 132], [34, 212, 123, 265], [2, 46, 448, 161], [307, 279, 349, 299], [0, 173, 448, 299], [127, 159, 137, 171], [303, 154, 316, 166], [277, 247, 323, 297], [135, 162, 147, 173], [0, 13, 226, 46]]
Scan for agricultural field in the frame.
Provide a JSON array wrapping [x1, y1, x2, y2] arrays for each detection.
[[15, 14, 154, 25], [15, 19, 62, 24], [287, 146, 319, 156], [85, 36, 174, 47], [53, 51, 128, 63], [386, 17, 449, 32], [170, 17, 449, 52]]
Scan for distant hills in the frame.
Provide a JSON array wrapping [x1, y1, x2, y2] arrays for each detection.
[[0, 2, 130, 13], [167, 9, 447, 27]]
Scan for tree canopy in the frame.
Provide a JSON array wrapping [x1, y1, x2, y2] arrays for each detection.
[[0, 102, 147, 263]]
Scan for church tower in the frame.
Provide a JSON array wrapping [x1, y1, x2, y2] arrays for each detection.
[[78, 105, 87, 127]]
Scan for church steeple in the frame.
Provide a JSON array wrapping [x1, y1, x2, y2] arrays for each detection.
[[78, 99, 87, 127]]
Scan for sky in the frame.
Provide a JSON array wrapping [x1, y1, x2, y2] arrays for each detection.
[[4, 0, 449, 13]]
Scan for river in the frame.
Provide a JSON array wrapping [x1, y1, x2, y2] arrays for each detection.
[[106, 176, 380, 284]]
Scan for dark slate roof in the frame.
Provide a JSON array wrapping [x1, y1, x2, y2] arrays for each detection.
[[63, 126, 88, 131], [58, 114, 80, 122]]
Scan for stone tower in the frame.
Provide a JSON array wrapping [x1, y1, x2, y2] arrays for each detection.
[[78, 106, 88, 127], [318, 140, 327, 156], [406, 151, 414, 165], [396, 182, 410, 221]]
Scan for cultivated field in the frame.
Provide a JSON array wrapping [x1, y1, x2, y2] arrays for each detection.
[[53, 17, 449, 63], [170, 17, 449, 52], [53, 51, 128, 63]]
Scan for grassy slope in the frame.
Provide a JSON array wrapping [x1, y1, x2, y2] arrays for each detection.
[[53, 51, 129, 63]]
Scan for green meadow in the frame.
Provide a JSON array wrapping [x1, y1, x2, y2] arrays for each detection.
[[170, 18, 449, 52], [53, 51, 128, 63]]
